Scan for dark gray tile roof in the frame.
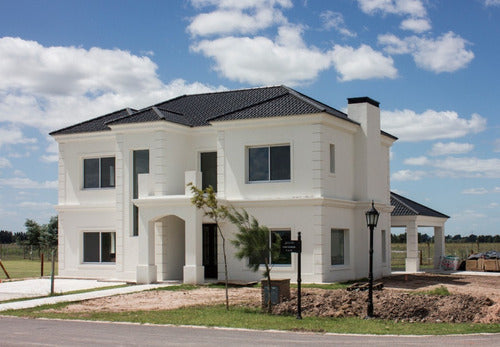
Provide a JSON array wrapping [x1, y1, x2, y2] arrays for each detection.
[[49, 108, 136, 136], [391, 192, 449, 218], [50, 86, 357, 135]]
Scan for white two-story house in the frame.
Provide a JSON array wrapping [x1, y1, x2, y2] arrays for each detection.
[[51, 86, 397, 284]]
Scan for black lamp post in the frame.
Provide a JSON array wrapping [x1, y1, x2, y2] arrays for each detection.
[[365, 200, 379, 318]]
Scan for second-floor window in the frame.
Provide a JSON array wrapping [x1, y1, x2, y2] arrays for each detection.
[[83, 157, 115, 189], [248, 145, 290, 182]]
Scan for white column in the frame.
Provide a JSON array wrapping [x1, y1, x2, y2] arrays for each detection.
[[433, 226, 445, 269], [216, 131, 225, 199], [405, 220, 420, 272], [136, 211, 157, 284], [183, 207, 204, 284], [155, 221, 164, 281]]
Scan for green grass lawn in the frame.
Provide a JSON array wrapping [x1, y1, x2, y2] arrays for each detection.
[[0, 259, 58, 279], [3, 303, 499, 335]]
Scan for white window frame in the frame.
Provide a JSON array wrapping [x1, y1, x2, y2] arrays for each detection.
[[82, 231, 116, 264], [247, 144, 291, 183], [82, 156, 115, 189]]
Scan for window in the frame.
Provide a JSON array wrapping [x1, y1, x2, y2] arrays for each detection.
[[250, 229, 291, 266], [201, 152, 217, 191], [381, 230, 387, 263], [331, 229, 349, 265], [248, 145, 290, 182], [83, 232, 116, 263], [83, 157, 115, 188], [329, 144, 335, 174], [133, 150, 149, 236]]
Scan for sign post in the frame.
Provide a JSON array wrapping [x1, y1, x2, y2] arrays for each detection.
[[282, 232, 302, 319]]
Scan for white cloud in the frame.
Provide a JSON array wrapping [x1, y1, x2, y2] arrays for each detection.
[[357, 0, 427, 17], [187, 3, 289, 37], [192, 25, 335, 85], [433, 157, 500, 178], [357, 0, 430, 33], [488, 202, 499, 208], [0, 177, 58, 189], [330, 44, 397, 81], [400, 155, 500, 179], [380, 109, 486, 142], [484, 0, 500, 6], [452, 209, 486, 220], [17, 201, 53, 209], [0, 37, 226, 160], [404, 156, 430, 165], [0, 157, 11, 168], [461, 187, 488, 195], [320, 10, 356, 37], [0, 37, 225, 131], [379, 32, 474, 73], [399, 18, 431, 33], [429, 142, 474, 156], [391, 169, 426, 181], [495, 187, 500, 193], [0, 125, 37, 148]]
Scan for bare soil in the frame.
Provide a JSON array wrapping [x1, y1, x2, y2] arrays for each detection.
[[51, 273, 500, 323]]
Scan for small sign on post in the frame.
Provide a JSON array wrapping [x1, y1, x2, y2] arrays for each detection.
[[282, 232, 302, 319]]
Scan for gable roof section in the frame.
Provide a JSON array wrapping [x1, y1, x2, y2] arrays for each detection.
[[50, 86, 357, 135], [49, 108, 136, 136], [391, 191, 449, 218]]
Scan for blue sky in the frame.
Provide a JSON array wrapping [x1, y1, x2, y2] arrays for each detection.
[[0, 0, 498, 236]]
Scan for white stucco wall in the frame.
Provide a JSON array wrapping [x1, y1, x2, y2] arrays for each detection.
[[54, 99, 395, 283]]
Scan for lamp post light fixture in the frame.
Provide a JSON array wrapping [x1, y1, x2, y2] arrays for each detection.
[[365, 200, 379, 318]]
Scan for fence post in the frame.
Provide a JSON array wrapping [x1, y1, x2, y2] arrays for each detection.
[[41, 253, 44, 277], [50, 249, 55, 295]]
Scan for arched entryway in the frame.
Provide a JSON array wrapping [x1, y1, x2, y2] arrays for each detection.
[[154, 215, 185, 281]]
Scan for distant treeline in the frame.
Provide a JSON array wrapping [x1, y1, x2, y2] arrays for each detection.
[[392, 232, 500, 243], [0, 230, 28, 244]]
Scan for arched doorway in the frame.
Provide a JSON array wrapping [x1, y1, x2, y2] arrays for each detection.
[[155, 215, 185, 281]]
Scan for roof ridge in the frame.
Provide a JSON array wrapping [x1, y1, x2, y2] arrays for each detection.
[[50, 108, 136, 135], [206, 89, 290, 122], [155, 106, 184, 116]]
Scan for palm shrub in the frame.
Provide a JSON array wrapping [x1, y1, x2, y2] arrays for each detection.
[[227, 208, 281, 313]]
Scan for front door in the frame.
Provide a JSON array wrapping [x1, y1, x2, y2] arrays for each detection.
[[203, 224, 218, 278]]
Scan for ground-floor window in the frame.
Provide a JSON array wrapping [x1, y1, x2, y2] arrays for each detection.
[[250, 229, 292, 266], [83, 232, 116, 263], [331, 229, 349, 265]]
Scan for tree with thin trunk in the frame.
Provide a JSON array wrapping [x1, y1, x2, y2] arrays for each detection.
[[227, 208, 281, 313], [188, 183, 230, 310]]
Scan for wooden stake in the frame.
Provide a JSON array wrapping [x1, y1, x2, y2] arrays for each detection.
[[0, 259, 10, 279]]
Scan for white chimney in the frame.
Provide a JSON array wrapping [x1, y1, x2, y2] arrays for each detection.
[[348, 97, 382, 202]]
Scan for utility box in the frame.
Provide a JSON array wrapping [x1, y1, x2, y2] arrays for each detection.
[[261, 279, 290, 307]]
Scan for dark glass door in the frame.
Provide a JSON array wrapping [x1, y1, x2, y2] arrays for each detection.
[[203, 224, 218, 278], [201, 152, 217, 192]]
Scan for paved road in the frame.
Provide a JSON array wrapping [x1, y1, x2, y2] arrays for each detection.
[[1, 316, 499, 346]]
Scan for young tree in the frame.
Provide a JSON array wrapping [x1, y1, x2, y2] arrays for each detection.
[[227, 208, 281, 313], [188, 183, 230, 310], [24, 219, 43, 258], [40, 216, 58, 250]]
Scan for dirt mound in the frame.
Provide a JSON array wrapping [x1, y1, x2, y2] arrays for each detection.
[[272, 289, 497, 323]]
